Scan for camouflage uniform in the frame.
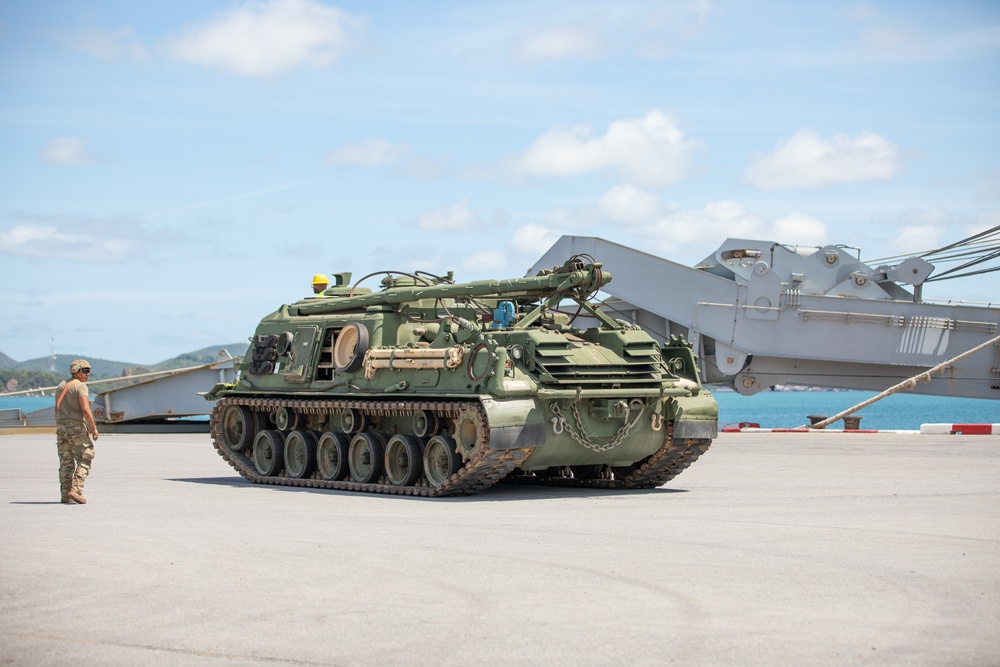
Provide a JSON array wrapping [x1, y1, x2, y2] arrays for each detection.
[[55, 359, 98, 503], [56, 422, 94, 497]]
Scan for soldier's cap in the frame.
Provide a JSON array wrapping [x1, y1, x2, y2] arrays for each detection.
[[70, 359, 91, 374]]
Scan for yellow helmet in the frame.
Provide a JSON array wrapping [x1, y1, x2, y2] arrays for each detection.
[[312, 273, 329, 285]]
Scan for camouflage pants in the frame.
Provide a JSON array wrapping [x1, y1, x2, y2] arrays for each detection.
[[56, 423, 94, 496]]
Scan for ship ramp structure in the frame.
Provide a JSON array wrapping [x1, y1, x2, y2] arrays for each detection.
[[1, 352, 238, 432], [528, 234, 999, 400]]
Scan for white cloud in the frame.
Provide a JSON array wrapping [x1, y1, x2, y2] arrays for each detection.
[[638, 200, 771, 246], [69, 26, 148, 61], [510, 22, 606, 63], [884, 211, 1000, 291], [511, 110, 699, 188], [41, 137, 98, 166], [415, 199, 483, 232], [453, 2, 714, 64], [745, 129, 901, 190], [881, 206, 953, 255], [0, 215, 146, 262], [460, 250, 507, 273], [519, 186, 830, 261], [512, 224, 562, 254], [326, 140, 408, 167], [893, 224, 942, 255], [598, 184, 663, 223], [771, 212, 828, 246], [596, 187, 768, 243], [325, 140, 445, 177], [966, 210, 1000, 238], [863, 206, 1000, 262], [167, 0, 362, 78]]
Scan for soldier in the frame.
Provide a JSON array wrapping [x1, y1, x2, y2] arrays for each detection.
[[54, 359, 99, 504], [312, 273, 329, 296]]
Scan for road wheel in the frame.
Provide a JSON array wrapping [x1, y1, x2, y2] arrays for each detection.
[[252, 430, 284, 476], [220, 404, 255, 451], [349, 432, 384, 483], [385, 435, 422, 486], [317, 432, 350, 481], [284, 430, 317, 479], [423, 435, 462, 487]]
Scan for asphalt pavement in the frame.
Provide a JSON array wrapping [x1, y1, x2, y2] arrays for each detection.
[[1, 431, 997, 666]]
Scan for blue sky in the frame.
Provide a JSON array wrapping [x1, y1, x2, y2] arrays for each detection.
[[1, 0, 998, 364]]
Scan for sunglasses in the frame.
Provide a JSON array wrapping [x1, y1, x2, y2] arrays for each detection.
[[80, 368, 91, 374]]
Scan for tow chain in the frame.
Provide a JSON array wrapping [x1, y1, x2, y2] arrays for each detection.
[[550, 401, 646, 452], [506, 421, 712, 490]]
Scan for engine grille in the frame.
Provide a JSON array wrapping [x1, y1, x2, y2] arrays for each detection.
[[532, 338, 665, 388]]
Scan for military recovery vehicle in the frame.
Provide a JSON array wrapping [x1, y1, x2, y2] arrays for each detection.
[[206, 256, 717, 496]]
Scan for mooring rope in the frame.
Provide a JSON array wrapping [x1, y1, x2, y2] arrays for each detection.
[[798, 332, 1000, 430]]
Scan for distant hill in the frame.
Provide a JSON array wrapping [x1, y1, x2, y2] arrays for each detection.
[[12, 354, 135, 379], [0, 368, 63, 394], [0, 343, 248, 384], [149, 344, 249, 373]]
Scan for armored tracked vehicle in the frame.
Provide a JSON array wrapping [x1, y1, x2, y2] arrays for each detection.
[[206, 257, 717, 496]]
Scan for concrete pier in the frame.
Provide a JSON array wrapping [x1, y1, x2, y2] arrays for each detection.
[[1, 432, 997, 666]]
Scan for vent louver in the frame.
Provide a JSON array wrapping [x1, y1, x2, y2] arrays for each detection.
[[532, 338, 664, 388]]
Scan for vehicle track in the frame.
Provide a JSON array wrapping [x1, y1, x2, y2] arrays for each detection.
[[210, 397, 530, 497], [210, 397, 709, 496]]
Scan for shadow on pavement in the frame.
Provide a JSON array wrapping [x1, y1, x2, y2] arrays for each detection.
[[166, 475, 689, 501], [168, 476, 252, 487], [10, 501, 75, 505]]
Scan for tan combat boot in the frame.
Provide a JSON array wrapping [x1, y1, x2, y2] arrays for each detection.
[[61, 492, 73, 504], [68, 490, 87, 504]]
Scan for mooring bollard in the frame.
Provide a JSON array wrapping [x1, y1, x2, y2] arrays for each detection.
[[842, 415, 863, 430], [807, 415, 828, 429]]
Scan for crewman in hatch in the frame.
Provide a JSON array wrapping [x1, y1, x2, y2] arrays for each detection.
[[311, 273, 329, 296]]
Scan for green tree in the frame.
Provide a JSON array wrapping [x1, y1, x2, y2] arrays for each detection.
[[0, 369, 63, 393]]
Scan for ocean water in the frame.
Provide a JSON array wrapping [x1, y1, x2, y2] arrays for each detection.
[[2, 391, 998, 431], [0, 396, 55, 414], [713, 390, 1000, 430]]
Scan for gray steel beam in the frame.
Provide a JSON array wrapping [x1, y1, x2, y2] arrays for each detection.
[[91, 357, 237, 423], [530, 235, 999, 399]]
